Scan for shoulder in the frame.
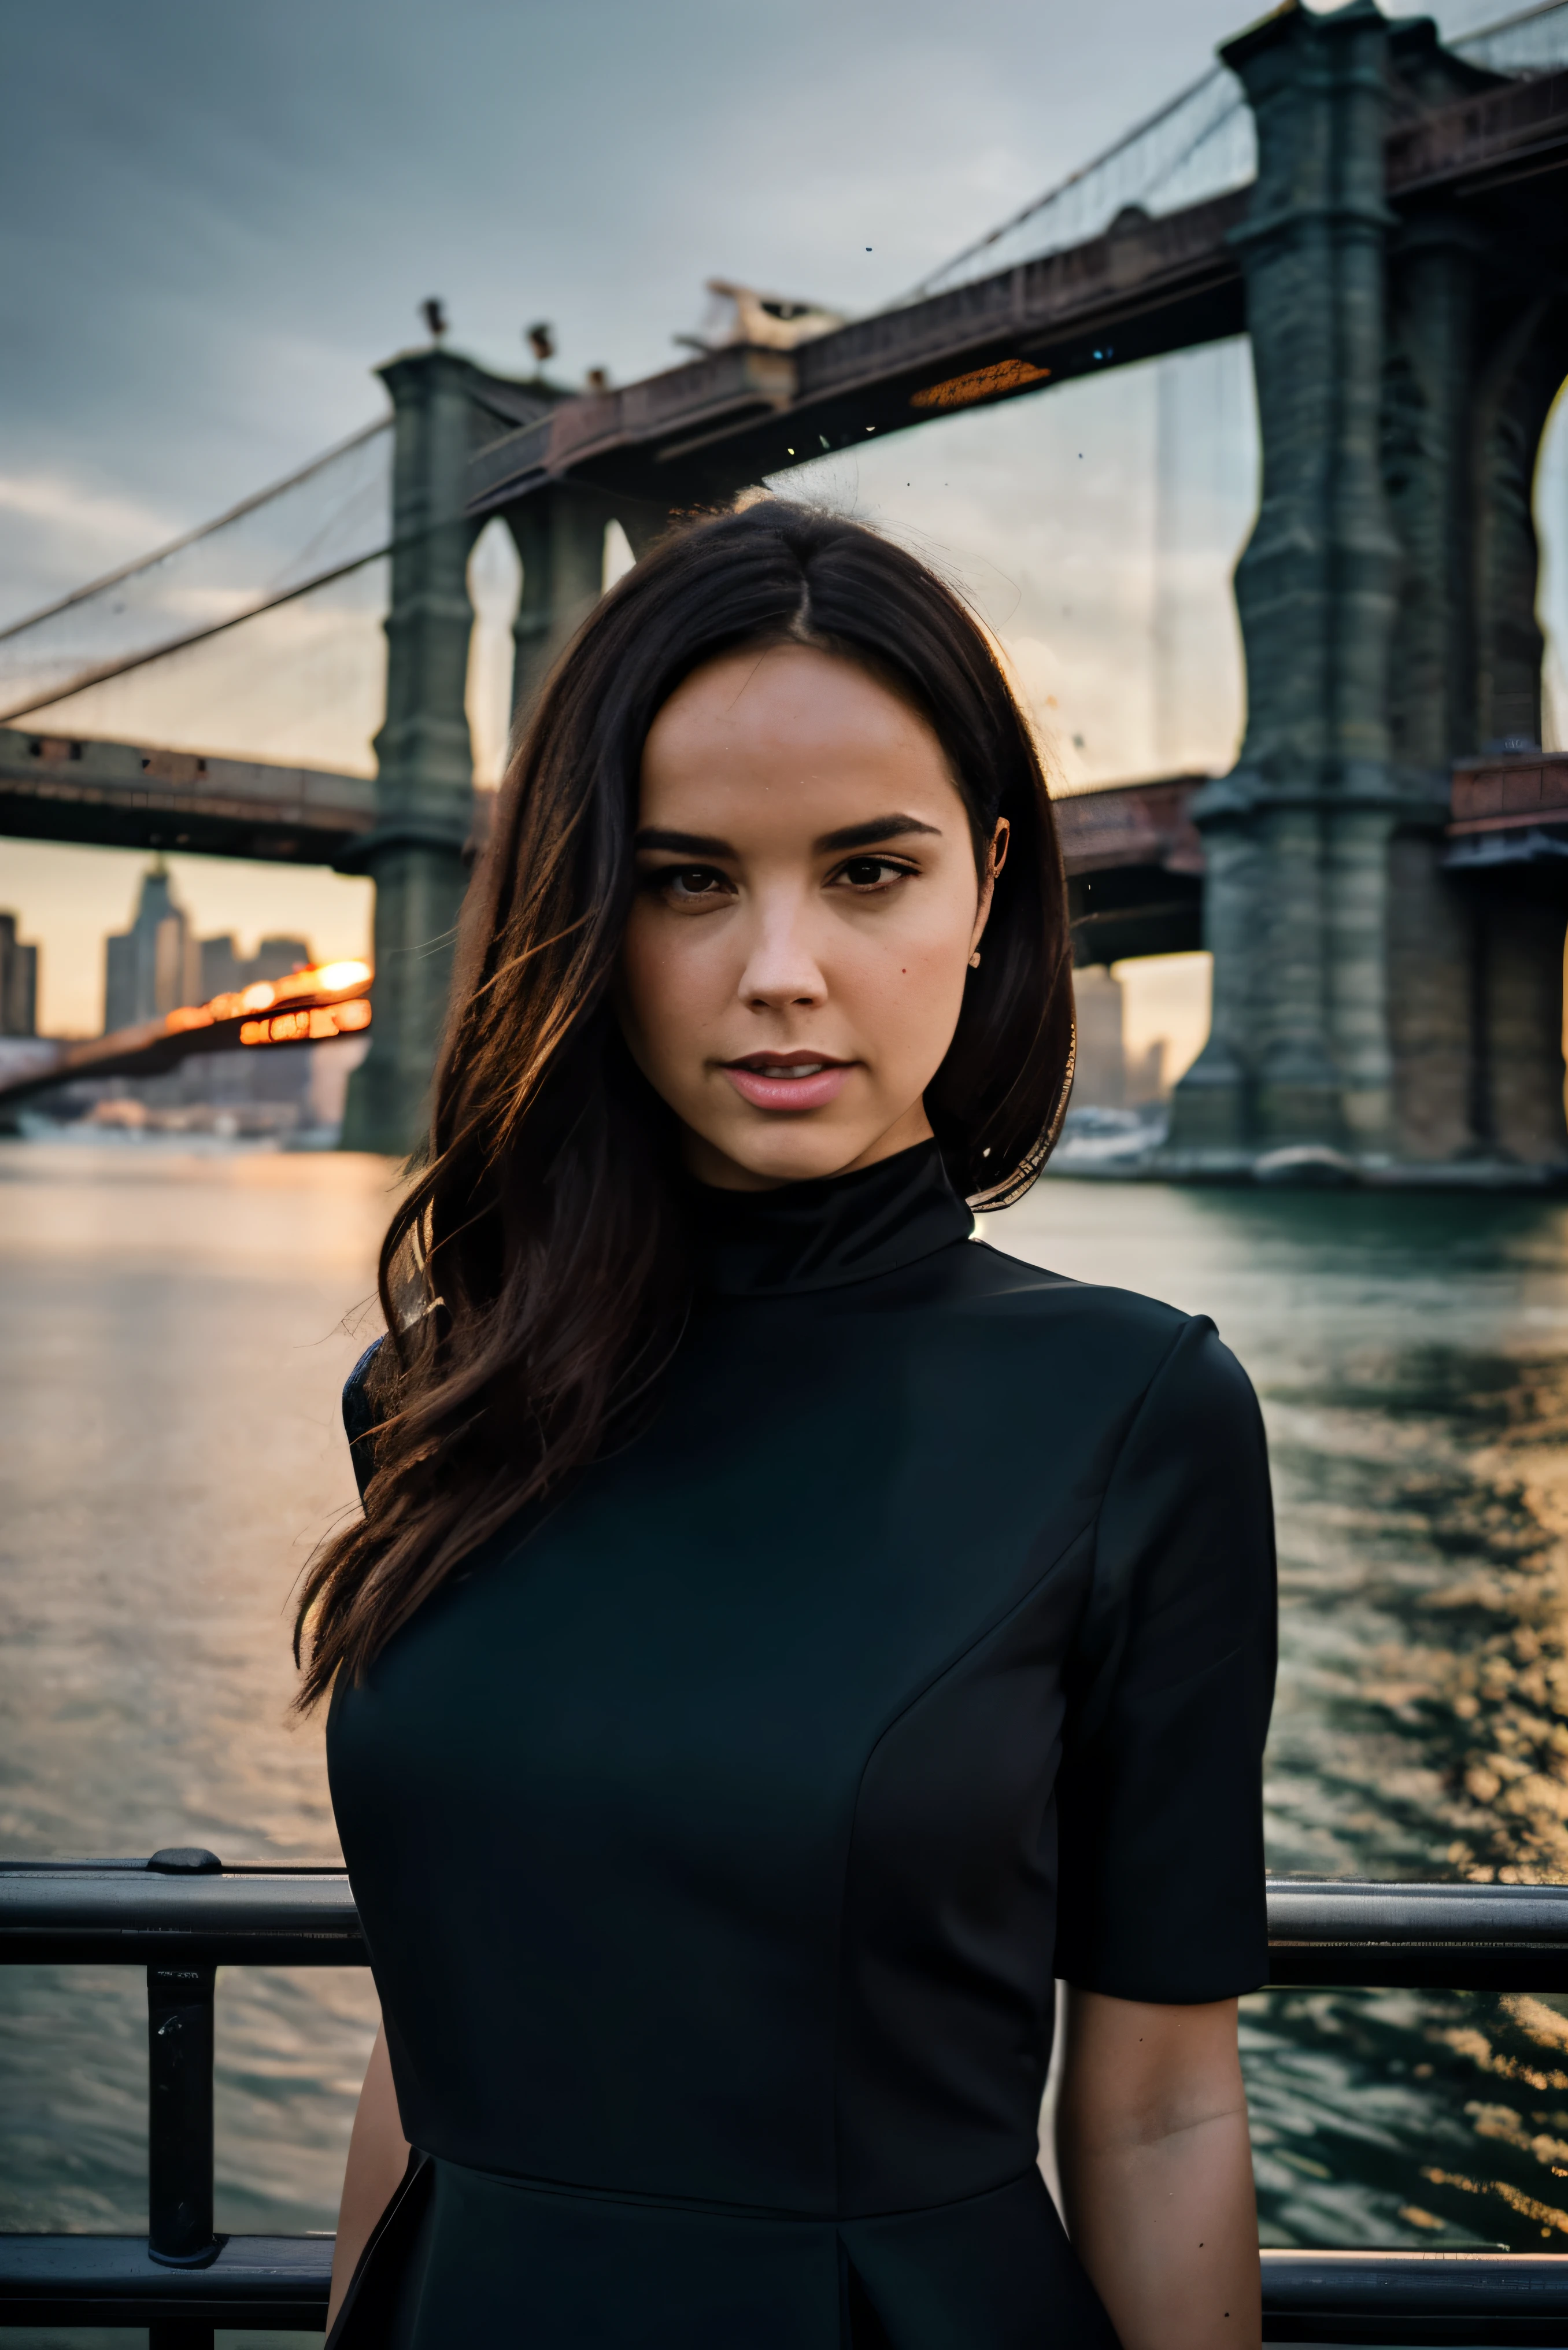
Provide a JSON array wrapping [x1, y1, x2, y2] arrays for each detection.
[[874, 1232, 1258, 1462], [934, 1233, 1197, 1374]]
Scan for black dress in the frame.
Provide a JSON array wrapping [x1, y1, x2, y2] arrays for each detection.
[[328, 1141, 1276, 2348]]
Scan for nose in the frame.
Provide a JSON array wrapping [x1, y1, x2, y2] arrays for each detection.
[[736, 888, 828, 1013]]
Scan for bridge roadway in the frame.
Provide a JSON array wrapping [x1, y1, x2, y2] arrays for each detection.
[[8, 726, 1560, 985], [4, 748, 1561, 1108], [0, 710, 1212, 939], [0, 963, 373, 1111], [0, 726, 375, 865], [467, 62, 1568, 517]]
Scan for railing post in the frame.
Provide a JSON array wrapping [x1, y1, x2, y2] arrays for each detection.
[[147, 1959, 216, 2262], [145, 1849, 220, 2348], [149, 2315, 218, 2350]]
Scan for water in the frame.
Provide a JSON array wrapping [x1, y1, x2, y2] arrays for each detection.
[[0, 1140, 389, 2347], [6, 1147, 1568, 2306]]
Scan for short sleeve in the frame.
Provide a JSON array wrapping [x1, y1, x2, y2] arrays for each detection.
[[342, 1339, 385, 1504], [1053, 1314, 1276, 2003]]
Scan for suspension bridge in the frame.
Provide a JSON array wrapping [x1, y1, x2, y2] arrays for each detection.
[[3, 0, 1567, 1176]]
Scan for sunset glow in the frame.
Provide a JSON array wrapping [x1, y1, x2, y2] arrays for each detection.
[[161, 959, 373, 1041], [239, 996, 372, 1048]]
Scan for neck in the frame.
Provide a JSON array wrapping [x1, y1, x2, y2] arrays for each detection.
[[685, 1134, 973, 1298]]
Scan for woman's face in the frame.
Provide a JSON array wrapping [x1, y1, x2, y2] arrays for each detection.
[[618, 642, 1000, 1191]]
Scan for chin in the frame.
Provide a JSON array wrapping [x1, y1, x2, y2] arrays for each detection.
[[711, 1121, 879, 1188]]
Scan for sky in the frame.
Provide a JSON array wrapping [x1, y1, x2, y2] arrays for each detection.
[[1, 0, 1277, 588], [0, 0, 1549, 1042]]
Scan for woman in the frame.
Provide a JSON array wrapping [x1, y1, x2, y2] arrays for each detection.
[[301, 501, 1276, 2350]]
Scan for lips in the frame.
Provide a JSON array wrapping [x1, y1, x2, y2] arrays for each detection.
[[720, 1054, 854, 1114]]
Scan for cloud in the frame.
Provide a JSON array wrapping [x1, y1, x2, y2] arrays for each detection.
[[0, 474, 179, 576]]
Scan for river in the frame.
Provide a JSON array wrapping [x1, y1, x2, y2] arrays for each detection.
[[5, 1137, 1568, 2324]]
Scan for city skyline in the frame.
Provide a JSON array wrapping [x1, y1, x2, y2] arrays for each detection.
[[2, 841, 371, 1038], [102, 859, 315, 1037]]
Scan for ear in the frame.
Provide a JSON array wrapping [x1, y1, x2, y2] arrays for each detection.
[[970, 819, 1009, 955]]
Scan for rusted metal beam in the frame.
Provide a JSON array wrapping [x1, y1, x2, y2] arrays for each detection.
[[1055, 776, 1206, 877], [1055, 777, 1209, 968], [1450, 750, 1568, 836], [1386, 65, 1568, 198]]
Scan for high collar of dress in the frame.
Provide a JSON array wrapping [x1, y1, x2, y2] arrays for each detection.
[[687, 1138, 974, 1299]]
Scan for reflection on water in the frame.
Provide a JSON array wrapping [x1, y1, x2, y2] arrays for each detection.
[[8, 1148, 1568, 2260], [999, 1178, 1568, 2251], [1242, 1986, 1568, 2251], [0, 1140, 391, 2261]]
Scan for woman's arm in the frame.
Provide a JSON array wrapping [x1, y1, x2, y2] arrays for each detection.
[[327, 2020, 411, 2333], [1055, 1987, 1259, 2350]]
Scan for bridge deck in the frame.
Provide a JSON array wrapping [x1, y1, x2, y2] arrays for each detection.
[[0, 727, 376, 865]]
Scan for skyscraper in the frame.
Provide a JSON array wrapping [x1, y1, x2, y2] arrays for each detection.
[[103, 863, 197, 1033], [198, 932, 312, 1000], [0, 914, 38, 1037]]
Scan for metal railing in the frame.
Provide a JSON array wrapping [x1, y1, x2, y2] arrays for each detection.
[[5, 1860, 1568, 2343]]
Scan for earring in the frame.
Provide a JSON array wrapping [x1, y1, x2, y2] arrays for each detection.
[[968, 949, 982, 969]]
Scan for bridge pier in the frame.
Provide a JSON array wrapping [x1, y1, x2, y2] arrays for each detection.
[[1475, 306, 1562, 755], [1382, 80, 1568, 1167], [1168, 789, 1258, 1152], [340, 350, 480, 1156], [1173, 0, 1402, 1163], [508, 487, 615, 725], [1171, 0, 1568, 1174], [507, 485, 672, 726], [1327, 805, 1400, 1149], [1381, 208, 1483, 1160], [340, 346, 678, 1155]]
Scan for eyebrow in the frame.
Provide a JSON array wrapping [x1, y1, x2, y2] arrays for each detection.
[[633, 814, 941, 858], [815, 815, 941, 853], [634, 827, 734, 856]]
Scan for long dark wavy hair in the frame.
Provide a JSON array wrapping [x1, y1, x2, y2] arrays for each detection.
[[294, 500, 1075, 1706]]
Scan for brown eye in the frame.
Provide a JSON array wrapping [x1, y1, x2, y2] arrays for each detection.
[[649, 864, 730, 904], [834, 856, 914, 892]]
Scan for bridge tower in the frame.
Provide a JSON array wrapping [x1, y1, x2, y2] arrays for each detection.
[[1172, 0, 1568, 1170], [508, 485, 673, 716], [339, 355, 661, 1155], [339, 350, 482, 1156], [1172, 0, 1406, 1159], [1380, 23, 1568, 1166]]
